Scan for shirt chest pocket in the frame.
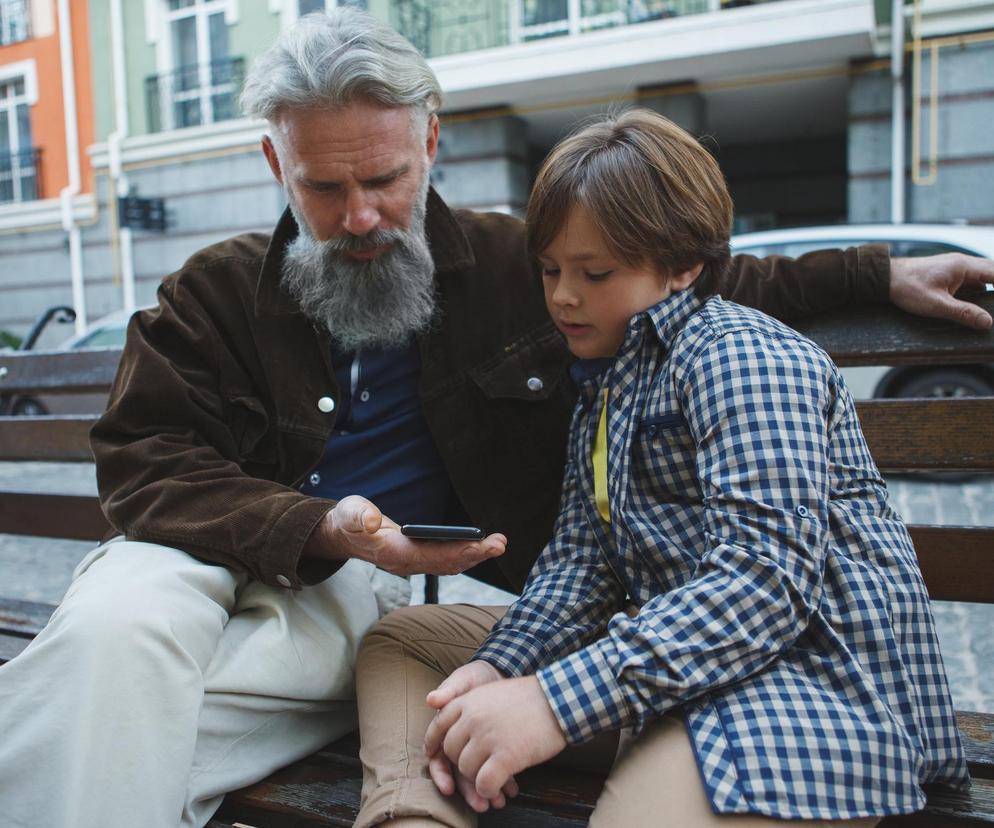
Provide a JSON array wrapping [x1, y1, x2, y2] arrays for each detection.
[[634, 411, 700, 499]]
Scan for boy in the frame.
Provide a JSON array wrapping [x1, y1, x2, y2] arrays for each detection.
[[355, 109, 968, 827]]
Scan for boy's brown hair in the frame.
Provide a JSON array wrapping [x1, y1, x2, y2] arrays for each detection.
[[527, 108, 733, 290]]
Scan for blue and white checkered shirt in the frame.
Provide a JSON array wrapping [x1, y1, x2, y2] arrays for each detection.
[[475, 288, 969, 820]]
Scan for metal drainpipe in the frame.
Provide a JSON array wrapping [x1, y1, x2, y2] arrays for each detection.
[[110, 0, 136, 313], [891, 0, 906, 224], [57, 0, 87, 335]]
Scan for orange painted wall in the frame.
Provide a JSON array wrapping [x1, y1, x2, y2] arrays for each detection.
[[0, 0, 94, 201]]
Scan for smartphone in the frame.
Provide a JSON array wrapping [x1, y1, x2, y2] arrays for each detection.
[[401, 524, 485, 541]]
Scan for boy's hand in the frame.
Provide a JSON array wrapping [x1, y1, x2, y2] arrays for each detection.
[[305, 495, 507, 576], [890, 253, 994, 330], [423, 675, 567, 800], [425, 661, 508, 807]]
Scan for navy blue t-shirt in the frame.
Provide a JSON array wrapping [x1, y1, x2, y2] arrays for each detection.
[[300, 341, 455, 526]]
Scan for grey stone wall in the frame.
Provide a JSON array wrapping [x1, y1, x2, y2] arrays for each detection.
[[848, 39, 994, 225]]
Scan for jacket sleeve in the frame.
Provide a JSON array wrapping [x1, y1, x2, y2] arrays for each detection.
[[535, 329, 839, 744], [709, 245, 890, 322], [90, 275, 338, 589]]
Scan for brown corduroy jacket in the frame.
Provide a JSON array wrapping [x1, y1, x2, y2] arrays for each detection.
[[90, 190, 889, 593]]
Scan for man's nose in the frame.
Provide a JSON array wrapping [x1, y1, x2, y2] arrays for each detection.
[[342, 190, 380, 237]]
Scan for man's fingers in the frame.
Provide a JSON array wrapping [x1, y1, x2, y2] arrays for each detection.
[[934, 292, 993, 330]]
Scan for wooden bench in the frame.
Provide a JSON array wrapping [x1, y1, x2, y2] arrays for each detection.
[[1, 296, 993, 827]]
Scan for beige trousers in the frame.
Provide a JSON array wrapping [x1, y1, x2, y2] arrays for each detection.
[[354, 604, 881, 828], [0, 536, 410, 828]]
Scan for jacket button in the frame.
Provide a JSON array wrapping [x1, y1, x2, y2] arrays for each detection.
[[526, 376, 544, 392], [318, 396, 336, 413], [309, 472, 321, 486], [276, 574, 292, 588], [359, 389, 371, 402]]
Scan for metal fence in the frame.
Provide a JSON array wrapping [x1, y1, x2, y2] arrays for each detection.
[[0, 147, 40, 204], [144, 56, 245, 134], [390, 0, 779, 58]]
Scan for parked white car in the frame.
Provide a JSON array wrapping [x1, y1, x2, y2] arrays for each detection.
[[8, 307, 142, 416], [731, 224, 994, 400]]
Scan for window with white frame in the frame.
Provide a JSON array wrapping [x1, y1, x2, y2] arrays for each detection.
[[0, 74, 38, 204], [297, 0, 367, 16], [0, 0, 30, 46], [156, 0, 239, 130]]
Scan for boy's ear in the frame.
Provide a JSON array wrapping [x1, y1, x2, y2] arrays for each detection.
[[671, 262, 704, 290]]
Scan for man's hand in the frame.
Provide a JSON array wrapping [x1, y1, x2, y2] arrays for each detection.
[[423, 675, 567, 801], [891, 253, 994, 330], [304, 495, 506, 577]]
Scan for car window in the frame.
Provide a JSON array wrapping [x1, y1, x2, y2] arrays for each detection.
[[71, 325, 127, 349], [889, 240, 978, 258], [734, 240, 868, 258]]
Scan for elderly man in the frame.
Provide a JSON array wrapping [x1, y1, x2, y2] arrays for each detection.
[[0, 9, 991, 828]]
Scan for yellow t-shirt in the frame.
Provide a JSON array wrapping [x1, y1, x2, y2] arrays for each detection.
[[592, 387, 610, 524]]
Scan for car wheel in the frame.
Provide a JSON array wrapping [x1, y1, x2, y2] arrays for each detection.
[[888, 369, 994, 482], [11, 397, 48, 416], [891, 369, 994, 400]]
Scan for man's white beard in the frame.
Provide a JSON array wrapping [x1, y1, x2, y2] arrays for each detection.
[[280, 170, 436, 352]]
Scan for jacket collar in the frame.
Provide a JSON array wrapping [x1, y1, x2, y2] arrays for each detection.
[[254, 187, 475, 318]]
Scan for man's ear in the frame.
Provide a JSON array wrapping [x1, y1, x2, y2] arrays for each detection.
[[261, 135, 284, 186], [425, 113, 440, 166], [671, 262, 704, 290]]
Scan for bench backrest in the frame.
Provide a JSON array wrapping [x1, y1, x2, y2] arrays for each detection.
[[1, 295, 993, 603]]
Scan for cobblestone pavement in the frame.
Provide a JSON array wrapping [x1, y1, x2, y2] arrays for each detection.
[[2, 462, 991, 709]]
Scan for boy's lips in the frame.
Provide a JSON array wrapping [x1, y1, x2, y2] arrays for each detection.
[[558, 320, 593, 336]]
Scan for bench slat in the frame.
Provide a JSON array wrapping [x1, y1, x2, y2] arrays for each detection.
[[0, 415, 98, 461], [0, 596, 55, 637], [0, 491, 109, 539], [857, 399, 994, 472], [0, 348, 122, 394], [796, 293, 994, 368], [908, 526, 994, 604]]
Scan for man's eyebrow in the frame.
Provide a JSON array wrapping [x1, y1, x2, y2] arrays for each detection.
[[301, 163, 411, 190]]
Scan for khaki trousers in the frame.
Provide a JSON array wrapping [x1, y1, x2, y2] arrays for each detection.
[[0, 536, 410, 828], [355, 604, 881, 828]]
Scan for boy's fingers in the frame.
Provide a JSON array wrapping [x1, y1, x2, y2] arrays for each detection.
[[427, 753, 455, 797], [476, 756, 511, 801], [503, 775, 519, 799], [454, 771, 491, 813], [424, 704, 460, 756]]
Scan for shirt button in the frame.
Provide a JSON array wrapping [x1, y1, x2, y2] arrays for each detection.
[[526, 376, 544, 392], [647, 425, 658, 437], [276, 574, 292, 588], [359, 389, 371, 402], [309, 472, 321, 486], [318, 396, 335, 413], [796, 505, 809, 518]]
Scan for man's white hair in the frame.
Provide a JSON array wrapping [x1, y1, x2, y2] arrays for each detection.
[[240, 7, 442, 136]]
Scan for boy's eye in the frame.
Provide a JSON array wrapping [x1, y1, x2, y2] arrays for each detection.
[[585, 270, 613, 282], [541, 267, 560, 278]]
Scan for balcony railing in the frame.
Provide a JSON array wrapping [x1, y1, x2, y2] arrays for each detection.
[[0, 147, 40, 205], [145, 56, 245, 134], [0, 0, 31, 46], [391, 0, 776, 58]]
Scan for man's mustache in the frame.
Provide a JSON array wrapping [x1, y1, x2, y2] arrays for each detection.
[[325, 227, 407, 255]]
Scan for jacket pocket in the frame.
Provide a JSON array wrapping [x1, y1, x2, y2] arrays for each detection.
[[469, 325, 569, 402], [226, 393, 277, 463]]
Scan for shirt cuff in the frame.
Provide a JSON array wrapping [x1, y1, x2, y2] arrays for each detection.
[[475, 627, 550, 678], [535, 639, 634, 745]]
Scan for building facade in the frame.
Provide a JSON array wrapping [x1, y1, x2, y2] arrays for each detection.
[[1, 0, 993, 346]]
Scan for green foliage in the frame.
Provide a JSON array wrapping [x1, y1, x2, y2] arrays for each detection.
[[0, 329, 22, 350]]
